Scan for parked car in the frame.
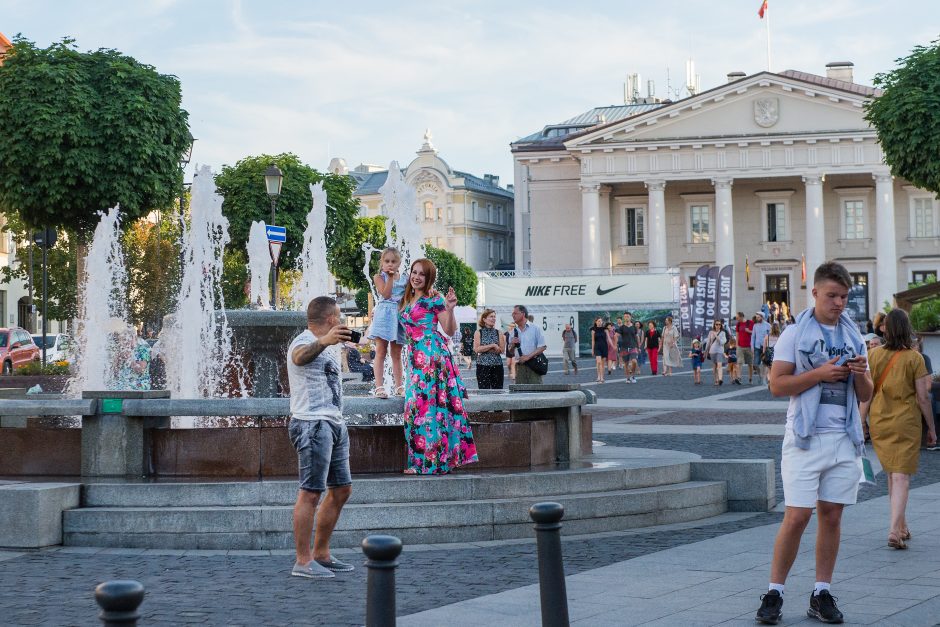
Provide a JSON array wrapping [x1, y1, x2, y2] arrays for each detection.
[[0, 327, 40, 374], [31, 333, 75, 363]]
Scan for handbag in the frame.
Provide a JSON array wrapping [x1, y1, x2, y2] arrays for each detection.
[[515, 328, 549, 375]]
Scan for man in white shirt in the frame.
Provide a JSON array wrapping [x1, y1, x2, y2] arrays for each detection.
[[509, 304, 547, 384], [285, 296, 355, 580]]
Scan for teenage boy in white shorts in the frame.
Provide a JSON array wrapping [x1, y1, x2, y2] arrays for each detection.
[[755, 262, 872, 625]]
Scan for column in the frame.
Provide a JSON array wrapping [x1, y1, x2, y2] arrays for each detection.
[[803, 175, 826, 308], [713, 178, 735, 268], [874, 172, 898, 310], [580, 183, 601, 269], [597, 185, 613, 269], [645, 180, 667, 272]]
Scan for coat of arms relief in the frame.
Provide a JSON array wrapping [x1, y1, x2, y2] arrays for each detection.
[[754, 97, 779, 128]]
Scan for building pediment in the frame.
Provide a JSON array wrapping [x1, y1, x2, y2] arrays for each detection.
[[566, 72, 874, 150]]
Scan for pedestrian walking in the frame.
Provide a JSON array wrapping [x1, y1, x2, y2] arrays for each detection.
[[619, 312, 640, 383], [727, 337, 740, 384], [661, 316, 682, 375], [605, 322, 619, 375], [634, 320, 648, 373], [859, 309, 937, 549], [762, 323, 781, 383], [473, 309, 505, 389], [752, 312, 772, 384], [646, 321, 661, 376], [591, 318, 608, 383], [705, 320, 727, 386], [735, 312, 756, 383], [561, 323, 579, 375], [286, 296, 356, 579], [754, 262, 872, 625], [689, 339, 704, 385]]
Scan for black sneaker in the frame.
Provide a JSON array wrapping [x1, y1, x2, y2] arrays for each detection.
[[756, 589, 783, 624], [807, 590, 843, 624]]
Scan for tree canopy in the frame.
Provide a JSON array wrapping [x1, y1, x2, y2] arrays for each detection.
[[425, 245, 477, 306], [330, 215, 388, 292], [865, 39, 940, 195], [214, 153, 359, 273], [0, 37, 191, 234]]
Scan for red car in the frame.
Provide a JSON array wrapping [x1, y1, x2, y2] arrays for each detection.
[[0, 327, 40, 374]]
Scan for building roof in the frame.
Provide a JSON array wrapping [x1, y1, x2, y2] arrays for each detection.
[[0, 32, 12, 64], [512, 69, 881, 153], [353, 166, 512, 199]]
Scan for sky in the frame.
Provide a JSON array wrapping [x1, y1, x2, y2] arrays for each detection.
[[2, 0, 936, 187]]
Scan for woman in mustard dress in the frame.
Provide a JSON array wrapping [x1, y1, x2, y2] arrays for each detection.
[[862, 309, 938, 549]]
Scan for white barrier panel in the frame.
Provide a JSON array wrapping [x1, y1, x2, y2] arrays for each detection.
[[480, 273, 675, 307]]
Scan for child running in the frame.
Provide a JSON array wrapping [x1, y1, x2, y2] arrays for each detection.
[[367, 247, 408, 398], [727, 337, 740, 384], [689, 339, 704, 385]]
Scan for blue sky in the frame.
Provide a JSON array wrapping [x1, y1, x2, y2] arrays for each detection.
[[2, 0, 936, 186]]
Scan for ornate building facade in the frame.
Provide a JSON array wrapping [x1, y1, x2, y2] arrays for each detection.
[[333, 132, 515, 271], [512, 62, 938, 323]]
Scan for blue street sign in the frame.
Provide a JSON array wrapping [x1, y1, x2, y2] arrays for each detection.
[[266, 225, 287, 242]]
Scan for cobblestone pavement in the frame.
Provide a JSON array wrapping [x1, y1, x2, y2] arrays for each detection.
[[629, 410, 785, 425]]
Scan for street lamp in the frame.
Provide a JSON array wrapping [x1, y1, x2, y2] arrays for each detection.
[[178, 133, 195, 270], [264, 164, 283, 309]]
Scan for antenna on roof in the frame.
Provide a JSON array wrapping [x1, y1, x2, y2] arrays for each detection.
[[685, 58, 701, 96]]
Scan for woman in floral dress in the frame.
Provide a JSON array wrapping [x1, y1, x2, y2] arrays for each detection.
[[399, 258, 479, 474]]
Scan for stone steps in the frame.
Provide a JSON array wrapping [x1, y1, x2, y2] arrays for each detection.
[[63, 469, 728, 550]]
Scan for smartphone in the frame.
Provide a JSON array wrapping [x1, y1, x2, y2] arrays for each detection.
[[348, 329, 362, 344]]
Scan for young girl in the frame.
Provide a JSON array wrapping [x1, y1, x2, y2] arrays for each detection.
[[726, 337, 739, 384], [689, 339, 704, 385], [368, 247, 407, 398]]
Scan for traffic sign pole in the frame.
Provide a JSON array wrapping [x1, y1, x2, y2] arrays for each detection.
[[265, 225, 287, 310]]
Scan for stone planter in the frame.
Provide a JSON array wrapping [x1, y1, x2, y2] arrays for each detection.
[[0, 375, 69, 394]]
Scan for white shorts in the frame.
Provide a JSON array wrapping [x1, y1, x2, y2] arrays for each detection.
[[781, 431, 860, 508]]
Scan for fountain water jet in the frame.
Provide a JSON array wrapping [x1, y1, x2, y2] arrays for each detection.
[[291, 181, 330, 309], [247, 220, 271, 309]]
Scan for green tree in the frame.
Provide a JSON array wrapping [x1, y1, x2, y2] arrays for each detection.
[[214, 153, 359, 273], [0, 216, 79, 322], [425, 246, 477, 306], [865, 39, 940, 195], [0, 37, 191, 234], [122, 213, 181, 335], [330, 216, 388, 291], [221, 248, 249, 310]]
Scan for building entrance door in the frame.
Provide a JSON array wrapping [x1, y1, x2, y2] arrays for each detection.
[[763, 275, 790, 313]]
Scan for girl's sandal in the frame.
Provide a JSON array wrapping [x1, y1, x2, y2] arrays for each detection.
[[403, 468, 417, 475], [372, 385, 388, 399], [888, 532, 908, 550], [393, 385, 405, 397]]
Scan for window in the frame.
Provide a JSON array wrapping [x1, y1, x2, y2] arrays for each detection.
[[690, 205, 710, 243], [487, 204, 493, 222], [913, 198, 935, 237], [437, 207, 443, 220], [471, 201, 478, 220], [623, 207, 645, 246], [487, 238, 494, 259], [766, 202, 786, 242], [843, 200, 865, 239], [912, 270, 937, 286], [498, 241, 504, 260], [424, 201, 433, 221], [447, 207, 453, 222]]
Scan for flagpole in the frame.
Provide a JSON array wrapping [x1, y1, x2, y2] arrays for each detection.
[[765, 4, 772, 71]]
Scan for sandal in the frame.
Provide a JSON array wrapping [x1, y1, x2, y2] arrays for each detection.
[[372, 385, 388, 399], [888, 532, 908, 550], [393, 385, 405, 397], [901, 528, 912, 541]]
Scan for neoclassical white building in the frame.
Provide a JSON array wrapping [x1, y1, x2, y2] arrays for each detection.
[[332, 132, 515, 272], [512, 62, 939, 323]]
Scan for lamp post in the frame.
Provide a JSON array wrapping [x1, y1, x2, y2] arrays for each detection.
[[178, 133, 195, 272], [264, 164, 284, 309]]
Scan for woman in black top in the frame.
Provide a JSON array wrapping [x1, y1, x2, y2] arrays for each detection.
[[460, 325, 474, 368], [590, 318, 608, 383], [473, 309, 506, 389]]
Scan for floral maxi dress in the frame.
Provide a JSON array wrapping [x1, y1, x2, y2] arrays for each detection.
[[400, 295, 479, 474]]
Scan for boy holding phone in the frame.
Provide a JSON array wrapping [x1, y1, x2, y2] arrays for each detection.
[[755, 263, 872, 624]]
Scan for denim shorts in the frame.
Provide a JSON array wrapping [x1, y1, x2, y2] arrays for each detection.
[[288, 418, 352, 493]]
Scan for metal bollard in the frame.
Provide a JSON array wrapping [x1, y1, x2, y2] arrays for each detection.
[[95, 580, 145, 626], [529, 502, 570, 627], [362, 534, 403, 627]]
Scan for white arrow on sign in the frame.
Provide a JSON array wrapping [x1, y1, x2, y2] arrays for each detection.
[[269, 241, 283, 266]]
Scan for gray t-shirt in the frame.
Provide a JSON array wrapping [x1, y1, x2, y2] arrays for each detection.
[[562, 329, 577, 350], [286, 329, 343, 422]]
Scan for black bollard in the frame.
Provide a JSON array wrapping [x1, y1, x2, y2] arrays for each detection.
[[362, 534, 403, 627], [529, 502, 570, 627], [95, 580, 145, 626]]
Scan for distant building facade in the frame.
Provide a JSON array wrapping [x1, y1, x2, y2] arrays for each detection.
[[512, 62, 938, 323], [333, 132, 515, 271], [0, 31, 11, 64]]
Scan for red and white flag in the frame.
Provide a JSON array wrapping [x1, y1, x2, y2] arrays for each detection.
[[758, 0, 768, 18]]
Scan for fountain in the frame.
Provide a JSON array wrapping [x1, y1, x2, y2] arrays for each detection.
[[69, 206, 129, 393], [246, 220, 271, 309], [292, 181, 331, 307]]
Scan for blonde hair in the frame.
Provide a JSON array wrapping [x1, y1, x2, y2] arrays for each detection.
[[478, 309, 496, 328], [380, 247, 401, 263]]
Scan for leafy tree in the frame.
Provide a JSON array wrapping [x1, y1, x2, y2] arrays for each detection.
[[425, 246, 478, 306], [0, 215, 79, 322], [0, 37, 191, 234], [221, 248, 249, 310], [865, 39, 940, 195], [214, 153, 359, 273], [122, 213, 181, 335], [330, 216, 388, 291]]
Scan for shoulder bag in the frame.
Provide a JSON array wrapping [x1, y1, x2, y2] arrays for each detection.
[[516, 328, 549, 376]]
